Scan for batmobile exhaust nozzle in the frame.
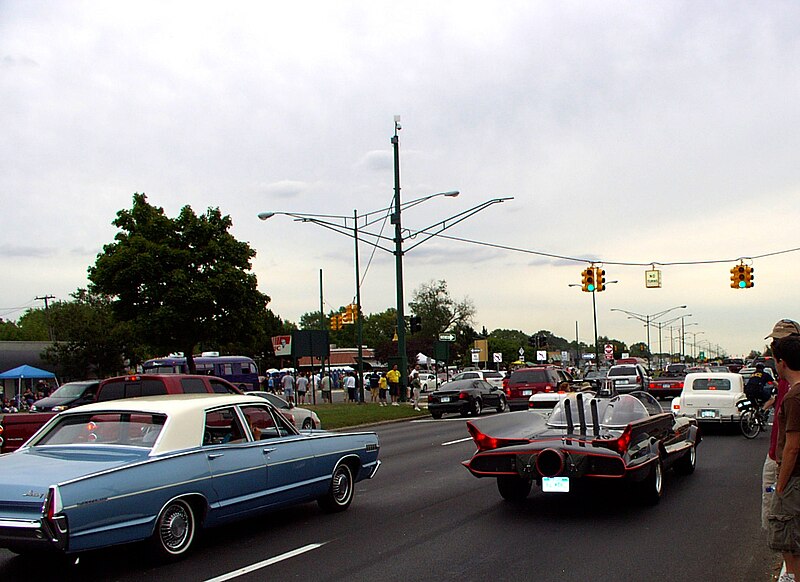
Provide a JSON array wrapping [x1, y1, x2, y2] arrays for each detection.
[[576, 392, 587, 434], [536, 448, 565, 478]]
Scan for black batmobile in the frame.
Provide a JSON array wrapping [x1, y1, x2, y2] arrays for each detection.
[[463, 391, 700, 504]]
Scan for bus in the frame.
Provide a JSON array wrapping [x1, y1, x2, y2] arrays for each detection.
[[142, 354, 260, 391]]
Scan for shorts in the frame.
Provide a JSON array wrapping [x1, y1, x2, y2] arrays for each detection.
[[379, 388, 387, 400], [763, 455, 779, 530], [389, 382, 399, 397], [283, 388, 294, 399], [767, 475, 800, 554]]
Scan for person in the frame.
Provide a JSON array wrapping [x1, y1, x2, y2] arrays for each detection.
[[281, 372, 295, 405], [409, 364, 421, 411], [296, 372, 309, 405], [369, 372, 379, 403], [344, 372, 357, 403], [320, 372, 332, 403], [768, 332, 800, 581], [763, 320, 800, 530], [386, 364, 401, 406], [746, 363, 775, 406], [378, 372, 388, 406]]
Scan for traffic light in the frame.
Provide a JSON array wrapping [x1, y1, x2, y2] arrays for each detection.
[[329, 314, 342, 330], [351, 303, 359, 321], [731, 264, 747, 289], [410, 315, 422, 333], [342, 304, 353, 324], [581, 267, 595, 292], [595, 267, 606, 292]]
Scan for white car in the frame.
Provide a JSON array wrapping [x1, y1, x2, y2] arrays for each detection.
[[451, 370, 505, 389], [419, 373, 438, 392], [670, 372, 746, 423], [248, 391, 322, 430]]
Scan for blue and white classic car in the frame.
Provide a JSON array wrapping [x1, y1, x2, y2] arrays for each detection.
[[0, 394, 380, 558]]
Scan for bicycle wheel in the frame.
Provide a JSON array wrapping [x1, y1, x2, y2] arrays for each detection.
[[740, 409, 760, 439]]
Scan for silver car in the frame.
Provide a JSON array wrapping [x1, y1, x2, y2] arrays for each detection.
[[607, 364, 651, 394], [248, 391, 322, 429]]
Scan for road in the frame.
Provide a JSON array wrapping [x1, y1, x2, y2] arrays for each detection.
[[0, 410, 780, 582]]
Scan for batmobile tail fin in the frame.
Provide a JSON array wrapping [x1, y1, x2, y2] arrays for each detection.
[[466, 421, 530, 452], [591, 398, 600, 435]]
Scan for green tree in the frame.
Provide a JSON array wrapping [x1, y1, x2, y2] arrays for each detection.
[[408, 280, 475, 339], [88, 193, 270, 373], [42, 290, 135, 380]]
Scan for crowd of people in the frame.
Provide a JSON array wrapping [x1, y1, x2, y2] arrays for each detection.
[[261, 364, 426, 409], [1, 381, 55, 413]]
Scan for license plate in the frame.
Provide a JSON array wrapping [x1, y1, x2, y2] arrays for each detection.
[[522, 390, 532, 396], [440, 397, 450, 403], [700, 409, 718, 419], [542, 477, 570, 493], [662, 383, 672, 388], [616, 379, 628, 384]]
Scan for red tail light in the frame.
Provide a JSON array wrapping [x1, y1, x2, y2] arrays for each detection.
[[649, 382, 657, 389], [676, 382, 684, 389], [609, 426, 632, 455], [466, 422, 528, 452], [459, 392, 469, 400]]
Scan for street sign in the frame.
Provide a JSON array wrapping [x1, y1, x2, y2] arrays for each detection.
[[604, 343, 614, 361], [537, 350, 547, 362], [519, 348, 525, 356], [471, 352, 480, 363], [493, 352, 502, 363], [645, 269, 662, 288], [439, 333, 456, 342]]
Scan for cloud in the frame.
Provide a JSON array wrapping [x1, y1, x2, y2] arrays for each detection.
[[259, 180, 310, 199]]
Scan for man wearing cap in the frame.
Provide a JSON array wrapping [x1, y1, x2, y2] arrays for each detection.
[[767, 331, 800, 581], [763, 320, 800, 531]]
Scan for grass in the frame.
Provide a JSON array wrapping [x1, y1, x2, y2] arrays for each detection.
[[305, 402, 428, 430]]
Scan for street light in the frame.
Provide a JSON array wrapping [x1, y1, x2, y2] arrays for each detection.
[[260, 118, 512, 399], [569, 279, 618, 364], [610, 305, 687, 369], [688, 330, 705, 361]]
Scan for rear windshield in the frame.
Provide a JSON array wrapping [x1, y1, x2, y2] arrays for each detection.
[[510, 370, 548, 384], [33, 412, 167, 448], [692, 378, 732, 391], [483, 371, 502, 379], [97, 379, 168, 401], [608, 366, 636, 377]]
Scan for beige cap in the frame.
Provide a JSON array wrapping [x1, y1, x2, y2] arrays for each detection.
[[766, 319, 800, 339]]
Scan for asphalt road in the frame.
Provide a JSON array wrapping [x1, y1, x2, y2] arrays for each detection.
[[0, 410, 780, 582]]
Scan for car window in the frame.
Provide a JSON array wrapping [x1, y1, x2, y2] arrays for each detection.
[[33, 412, 167, 447], [602, 395, 650, 426], [180, 378, 208, 394], [510, 370, 548, 384], [692, 378, 732, 391], [203, 407, 248, 445], [482, 371, 502, 380], [608, 366, 636, 377], [240, 404, 295, 439], [210, 379, 236, 394]]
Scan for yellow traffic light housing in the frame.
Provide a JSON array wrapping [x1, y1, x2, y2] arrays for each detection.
[[745, 265, 755, 288], [330, 314, 342, 330], [731, 264, 747, 289], [595, 267, 606, 292], [342, 305, 353, 324], [351, 303, 359, 321]]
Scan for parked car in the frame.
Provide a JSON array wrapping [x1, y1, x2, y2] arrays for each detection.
[[607, 363, 651, 394], [419, 372, 438, 392], [427, 378, 507, 419], [671, 372, 747, 424], [29, 380, 100, 412], [463, 391, 699, 504], [451, 369, 505, 389], [504, 366, 577, 410], [0, 393, 380, 558], [247, 391, 321, 429]]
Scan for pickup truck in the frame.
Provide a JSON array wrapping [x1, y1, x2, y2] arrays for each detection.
[[0, 374, 241, 453]]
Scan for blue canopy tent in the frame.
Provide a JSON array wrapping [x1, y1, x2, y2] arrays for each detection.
[[0, 364, 57, 407]]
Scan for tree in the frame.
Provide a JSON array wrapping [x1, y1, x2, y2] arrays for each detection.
[[42, 290, 135, 380], [408, 280, 475, 337], [88, 193, 270, 373]]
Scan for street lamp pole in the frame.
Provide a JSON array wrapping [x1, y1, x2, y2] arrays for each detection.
[[354, 209, 364, 403], [391, 117, 408, 399], [610, 305, 687, 369], [569, 280, 618, 367]]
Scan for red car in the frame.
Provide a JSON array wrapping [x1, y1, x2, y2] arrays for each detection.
[[504, 366, 575, 410]]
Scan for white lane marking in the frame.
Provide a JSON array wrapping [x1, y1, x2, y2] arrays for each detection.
[[204, 542, 326, 582], [442, 436, 473, 446]]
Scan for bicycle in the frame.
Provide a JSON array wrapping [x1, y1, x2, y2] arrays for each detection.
[[738, 398, 770, 439]]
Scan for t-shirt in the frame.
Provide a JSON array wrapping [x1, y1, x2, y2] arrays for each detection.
[[281, 374, 295, 391], [320, 376, 331, 391], [296, 377, 309, 392], [379, 376, 387, 389], [386, 369, 401, 384], [345, 376, 356, 389], [776, 382, 800, 476], [770, 378, 790, 460]]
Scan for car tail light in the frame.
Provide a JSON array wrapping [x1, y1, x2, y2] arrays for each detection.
[[466, 422, 528, 452], [676, 382, 684, 389], [44, 486, 62, 520], [504, 387, 511, 397], [649, 382, 657, 389], [608, 425, 631, 455], [459, 392, 469, 400]]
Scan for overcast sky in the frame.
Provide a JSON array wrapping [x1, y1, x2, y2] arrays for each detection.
[[2, 1, 799, 358]]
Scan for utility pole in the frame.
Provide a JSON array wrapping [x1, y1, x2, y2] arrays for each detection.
[[35, 294, 56, 341]]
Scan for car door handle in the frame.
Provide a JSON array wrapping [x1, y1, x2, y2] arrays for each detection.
[[207, 453, 224, 459], [262, 448, 275, 455]]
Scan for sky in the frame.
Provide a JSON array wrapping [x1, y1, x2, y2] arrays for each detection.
[[2, 0, 800, 359]]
